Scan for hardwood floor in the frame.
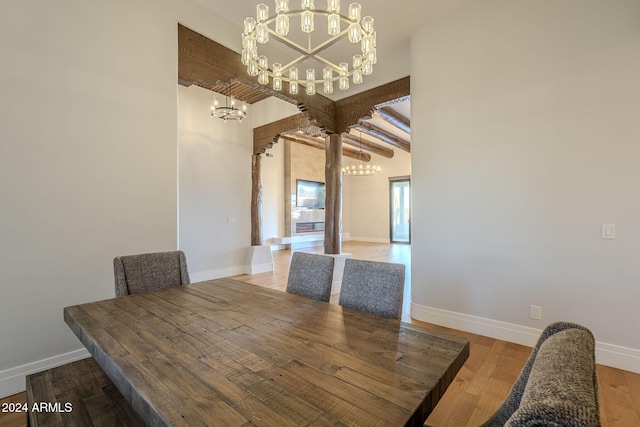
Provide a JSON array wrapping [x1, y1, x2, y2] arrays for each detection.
[[0, 393, 26, 427], [2, 241, 638, 426], [232, 241, 640, 426]]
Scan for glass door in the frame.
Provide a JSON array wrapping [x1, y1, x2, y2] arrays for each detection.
[[390, 178, 411, 243]]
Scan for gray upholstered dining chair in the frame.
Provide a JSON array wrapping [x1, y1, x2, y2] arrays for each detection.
[[113, 250, 190, 297], [481, 321, 599, 427], [338, 258, 405, 319], [285, 252, 335, 302]]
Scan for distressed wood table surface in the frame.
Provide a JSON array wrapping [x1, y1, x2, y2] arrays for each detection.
[[64, 278, 469, 426]]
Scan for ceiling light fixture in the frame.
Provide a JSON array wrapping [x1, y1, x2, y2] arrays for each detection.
[[342, 131, 380, 176], [211, 84, 247, 122], [242, 1, 376, 96]]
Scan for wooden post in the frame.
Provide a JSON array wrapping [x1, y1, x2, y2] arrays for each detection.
[[251, 154, 263, 246], [324, 134, 342, 254]]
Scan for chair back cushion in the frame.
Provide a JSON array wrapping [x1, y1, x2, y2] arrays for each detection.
[[286, 252, 335, 302], [481, 322, 599, 427], [114, 251, 190, 296], [339, 259, 405, 319], [505, 328, 599, 427]]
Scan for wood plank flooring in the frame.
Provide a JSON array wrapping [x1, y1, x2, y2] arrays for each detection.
[[232, 241, 640, 427], [2, 241, 639, 426]]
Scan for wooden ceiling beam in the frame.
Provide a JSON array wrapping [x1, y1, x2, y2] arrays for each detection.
[[334, 76, 410, 133], [341, 133, 394, 158], [376, 106, 410, 134], [253, 113, 313, 155], [280, 134, 372, 161], [178, 24, 336, 133], [354, 121, 411, 153]]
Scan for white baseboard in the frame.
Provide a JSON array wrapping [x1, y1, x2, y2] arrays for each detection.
[[411, 302, 640, 374], [595, 341, 640, 374], [245, 263, 274, 275], [0, 348, 91, 398], [190, 266, 248, 283], [348, 237, 391, 244]]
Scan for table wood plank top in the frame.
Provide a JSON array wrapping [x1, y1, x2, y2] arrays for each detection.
[[64, 278, 469, 427]]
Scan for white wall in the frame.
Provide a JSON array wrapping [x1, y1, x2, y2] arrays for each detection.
[[178, 91, 300, 279], [0, 0, 244, 397], [178, 85, 252, 280], [343, 149, 411, 242], [410, 0, 640, 372]]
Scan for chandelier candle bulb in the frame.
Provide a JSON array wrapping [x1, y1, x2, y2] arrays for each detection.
[[348, 23, 361, 43], [257, 3, 269, 22], [328, 0, 340, 13], [244, 36, 257, 53], [362, 34, 374, 54], [362, 16, 374, 33], [362, 59, 372, 75], [276, 14, 289, 35], [328, 13, 340, 36], [353, 69, 363, 84], [275, 0, 289, 13], [244, 17, 257, 34], [256, 23, 269, 43], [323, 80, 334, 94], [301, 10, 314, 33], [258, 70, 269, 85], [348, 3, 361, 20], [248, 61, 259, 76], [353, 54, 362, 68], [367, 49, 377, 64]]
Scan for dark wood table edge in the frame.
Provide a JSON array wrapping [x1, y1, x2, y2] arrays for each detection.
[[405, 338, 470, 426], [64, 306, 170, 427]]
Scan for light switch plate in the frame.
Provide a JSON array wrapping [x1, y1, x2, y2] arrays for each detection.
[[602, 224, 616, 239]]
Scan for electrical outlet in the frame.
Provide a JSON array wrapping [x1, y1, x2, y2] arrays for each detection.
[[602, 224, 616, 239], [530, 305, 542, 320]]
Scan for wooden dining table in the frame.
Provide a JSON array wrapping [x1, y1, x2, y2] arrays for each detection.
[[64, 278, 469, 426]]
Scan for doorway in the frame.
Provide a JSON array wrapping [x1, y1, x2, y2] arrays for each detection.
[[390, 177, 410, 243]]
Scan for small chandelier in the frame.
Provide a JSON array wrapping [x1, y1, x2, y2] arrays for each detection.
[[242, 1, 376, 96], [342, 132, 380, 176], [211, 85, 247, 122]]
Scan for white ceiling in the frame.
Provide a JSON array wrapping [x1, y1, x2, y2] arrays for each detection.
[[194, 0, 479, 99]]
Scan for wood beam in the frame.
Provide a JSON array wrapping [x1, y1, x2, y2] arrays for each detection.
[[253, 113, 313, 155], [354, 121, 411, 153], [178, 24, 336, 132], [341, 133, 394, 159], [376, 106, 410, 134], [251, 155, 262, 246], [334, 76, 410, 132], [280, 134, 371, 161], [324, 134, 342, 255]]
